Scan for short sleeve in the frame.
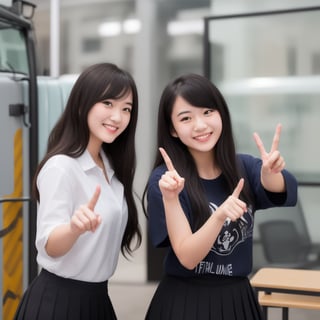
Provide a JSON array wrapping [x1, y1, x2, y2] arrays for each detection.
[[147, 165, 193, 248], [147, 168, 169, 247], [35, 159, 74, 255]]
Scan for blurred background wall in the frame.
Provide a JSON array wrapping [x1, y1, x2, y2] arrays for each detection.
[[32, 0, 320, 282]]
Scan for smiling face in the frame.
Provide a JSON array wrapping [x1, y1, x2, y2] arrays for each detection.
[[87, 91, 133, 152], [170, 95, 222, 158]]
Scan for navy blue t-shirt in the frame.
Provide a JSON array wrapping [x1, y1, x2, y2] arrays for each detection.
[[147, 154, 297, 278]]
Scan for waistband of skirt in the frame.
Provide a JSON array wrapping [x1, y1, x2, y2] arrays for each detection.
[[40, 268, 109, 290], [164, 273, 249, 287]]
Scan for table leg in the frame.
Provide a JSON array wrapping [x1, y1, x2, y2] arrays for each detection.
[[262, 306, 268, 320], [282, 307, 288, 320]]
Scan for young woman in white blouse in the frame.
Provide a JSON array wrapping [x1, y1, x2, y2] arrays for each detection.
[[14, 63, 141, 320]]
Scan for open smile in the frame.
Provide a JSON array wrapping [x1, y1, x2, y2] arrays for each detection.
[[103, 123, 119, 132], [193, 132, 212, 142]]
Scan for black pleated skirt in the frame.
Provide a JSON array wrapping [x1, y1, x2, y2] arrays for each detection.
[[145, 274, 264, 320], [14, 269, 117, 320]]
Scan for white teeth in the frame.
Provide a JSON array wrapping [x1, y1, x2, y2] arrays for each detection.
[[194, 133, 210, 140], [104, 124, 117, 131]]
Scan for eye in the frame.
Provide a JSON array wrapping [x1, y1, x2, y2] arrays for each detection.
[[123, 106, 132, 113], [204, 108, 215, 115], [103, 100, 112, 107], [180, 116, 191, 122]]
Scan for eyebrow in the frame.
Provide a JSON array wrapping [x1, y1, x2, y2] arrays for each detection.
[[102, 98, 133, 106], [176, 110, 191, 117]]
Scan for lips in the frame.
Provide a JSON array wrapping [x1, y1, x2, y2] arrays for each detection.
[[193, 132, 212, 141], [103, 123, 118, 132]]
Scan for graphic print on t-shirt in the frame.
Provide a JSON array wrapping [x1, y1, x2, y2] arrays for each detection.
[[209, 202, 254, 256], [194, 203, 254, 276]]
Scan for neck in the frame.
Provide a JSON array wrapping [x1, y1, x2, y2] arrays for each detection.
[[91, 151, 109, 182], [87, 137, 102, 163], [191, 150, 221, 179]]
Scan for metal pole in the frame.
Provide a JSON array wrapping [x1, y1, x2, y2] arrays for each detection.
[[50, 0, 60, 77]]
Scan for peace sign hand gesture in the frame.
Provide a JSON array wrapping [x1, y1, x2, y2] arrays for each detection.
[[158, 148, 185, 200], [253, 124, 286, 192], [71, 185, 102, 235]]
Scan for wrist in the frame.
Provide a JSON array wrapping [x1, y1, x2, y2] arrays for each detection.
[[69, 223, 83, 238]]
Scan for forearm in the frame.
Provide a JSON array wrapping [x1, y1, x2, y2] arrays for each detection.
[[261, 171, 286, 193], [163, 197, 224, 270], [45, 224, 81, 257]]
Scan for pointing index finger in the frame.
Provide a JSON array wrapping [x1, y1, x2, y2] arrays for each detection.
[[87, 185, 101, 211], [232, 178, 244, 198], [159, 147, 175, 171]]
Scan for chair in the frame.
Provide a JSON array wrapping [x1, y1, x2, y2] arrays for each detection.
[[259, 219, 320, 269]]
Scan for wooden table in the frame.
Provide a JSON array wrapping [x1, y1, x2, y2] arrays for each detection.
[[251, 268, 320, 320]]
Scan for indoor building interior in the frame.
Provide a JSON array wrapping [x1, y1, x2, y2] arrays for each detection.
[[1, 0, 320, 319]]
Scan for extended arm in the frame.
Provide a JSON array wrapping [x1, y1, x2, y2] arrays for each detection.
[[45, 186, 102, 257], [158, 148, 247, 269]]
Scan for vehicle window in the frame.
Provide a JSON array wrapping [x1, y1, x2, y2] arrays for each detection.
[[0, 22, 29, 74]]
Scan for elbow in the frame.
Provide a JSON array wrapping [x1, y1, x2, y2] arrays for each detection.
[[45, 240, 66, 258], [183, 262, 197, 270], [45, 245, 61, 258], [174, 242, 199, 270], [37, 237, 62, 258], [178, 256, 198, 270]]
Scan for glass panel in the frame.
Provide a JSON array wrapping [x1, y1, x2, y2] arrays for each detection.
[[206, 8, 320, 271], [206, 8, 320, 183], [253, 185, 320, 271], [58, 1, 137, 74], [0, 25, 29, 74]]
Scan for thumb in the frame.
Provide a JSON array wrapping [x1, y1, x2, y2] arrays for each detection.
[[232, 178, 244, 198]]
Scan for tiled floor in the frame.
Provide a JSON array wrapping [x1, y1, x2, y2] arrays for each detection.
[[109, 281, 156, 320]]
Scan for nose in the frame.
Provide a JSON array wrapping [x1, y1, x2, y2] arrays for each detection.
[[110, 107, 122, 123], [194, 116, 207, 131]]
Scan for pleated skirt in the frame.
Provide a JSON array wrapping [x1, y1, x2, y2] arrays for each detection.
[[14, 269, 117, 320], [145, 274, 264, 320]]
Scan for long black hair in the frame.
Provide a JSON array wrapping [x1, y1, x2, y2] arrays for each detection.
[[143, 73, 253, 230], [33, 62, 141, 255]]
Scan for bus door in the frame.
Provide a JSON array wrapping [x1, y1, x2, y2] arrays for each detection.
[[0, 2, 38, 318]]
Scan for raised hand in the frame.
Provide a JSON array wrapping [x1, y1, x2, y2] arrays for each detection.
[[158, 147, 185, 200], [253, 124, 286, 192], [253, 123, 285, 175], [71, 185, 102, 235], [217, 178, 247, 222]]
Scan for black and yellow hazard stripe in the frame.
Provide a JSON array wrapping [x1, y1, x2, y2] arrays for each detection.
[[1, 129, 24, 320]]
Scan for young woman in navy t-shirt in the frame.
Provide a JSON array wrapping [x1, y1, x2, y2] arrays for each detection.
[[143, 73, 297, 320]]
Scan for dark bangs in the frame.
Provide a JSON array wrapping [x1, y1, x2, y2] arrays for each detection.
[[73, 63, 138, 120], [99, 70, 138, 125], [175, 74, 220, 111], [100, 72, 135, 101]]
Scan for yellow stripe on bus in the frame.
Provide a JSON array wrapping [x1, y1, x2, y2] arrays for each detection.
[[2, 129, 23, 320]]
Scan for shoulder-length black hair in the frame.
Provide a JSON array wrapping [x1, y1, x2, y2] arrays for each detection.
[[143, 73, 253, 230], [33, 62, 141, 255]]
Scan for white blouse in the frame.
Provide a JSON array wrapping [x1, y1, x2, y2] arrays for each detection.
[[36, 149, 128, 282]]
